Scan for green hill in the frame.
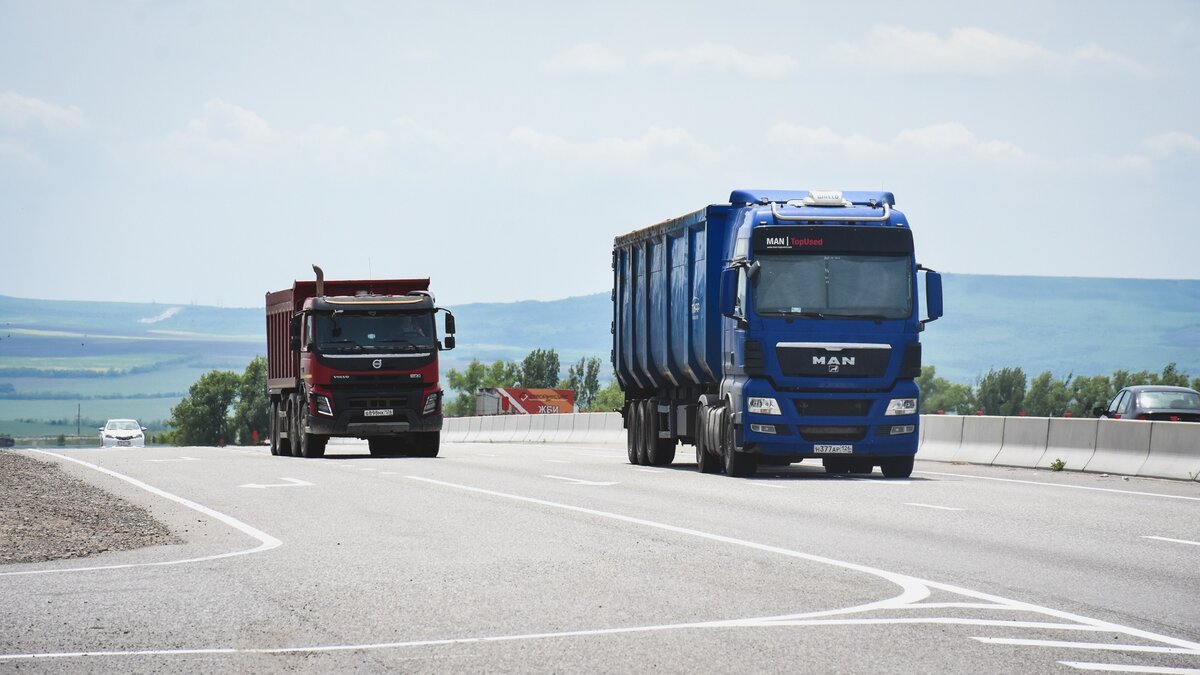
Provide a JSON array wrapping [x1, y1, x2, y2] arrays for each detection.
[[2, 274, 1198, 434]]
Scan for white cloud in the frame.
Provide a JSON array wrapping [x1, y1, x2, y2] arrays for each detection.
[[645, 43, 797, 78], [544, 43, 625, 74], [0, 91, 87, 131], [508, 126, 714, 164], [770, 122, 1025, 161], [1142, 131, 1200, 157], [827, 26, 1146, 76]]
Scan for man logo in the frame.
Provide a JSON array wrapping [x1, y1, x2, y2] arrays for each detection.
[[372, 359, 383, 369]]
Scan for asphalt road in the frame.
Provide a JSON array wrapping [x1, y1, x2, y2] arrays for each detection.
[[2, 440, 1198, 674]]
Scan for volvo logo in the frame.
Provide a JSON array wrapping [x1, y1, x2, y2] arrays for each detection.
[[372, 359, 383, 369]]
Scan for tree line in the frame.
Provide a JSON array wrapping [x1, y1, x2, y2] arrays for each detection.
[[444, 348, 621, 417], [918, 363, 1198, 417], [166, 356, 267, 445]]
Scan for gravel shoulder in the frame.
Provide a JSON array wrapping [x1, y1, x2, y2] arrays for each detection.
[[0, 450, 180, 565]]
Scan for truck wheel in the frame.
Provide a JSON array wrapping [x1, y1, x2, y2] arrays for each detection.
[[850, 459, 875, 474], [412, 432, 440, 458], [721, 406, 757, 478], [880, 456, 914, 478], [645, 399, 676, 467], [695, 405, 721, 474], [368, 438, 395, 456], [635, 401, 651, 466], [297, 405, 326, 458], [626, 402, 640, 465], [269, 401, 287, 456]]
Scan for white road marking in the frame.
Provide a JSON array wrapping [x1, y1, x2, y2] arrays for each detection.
[[1060, 663, 1200, 673], [380, 471, 399, 475], [904, 503, 964, 511], [916, 470, 1200, 502], [632, 468, 664, 474], [1142, 536, 1200, 548], [145, 457, 200, 463], [748, 482, 788, 489], [2, 451, 281, 577], [239, 477, 314, 489], [544, 459, 571, 464], [543, 475, 619, 486], [973, 638, 1200, 655]]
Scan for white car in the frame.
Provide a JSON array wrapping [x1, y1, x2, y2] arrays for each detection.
[[100, 419, 147, 448]]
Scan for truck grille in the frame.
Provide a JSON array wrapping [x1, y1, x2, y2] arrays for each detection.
[[349, 396, 410, 409], [799, 426, 867, 442], [794, 399, 871, 417]]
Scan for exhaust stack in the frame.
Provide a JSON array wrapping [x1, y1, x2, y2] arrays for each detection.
[[313, 264, 325, 297]]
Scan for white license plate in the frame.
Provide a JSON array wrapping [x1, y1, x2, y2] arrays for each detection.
[[117, 440, 131, 447], [814, 444, 853, 454], [364, 409, 393, 417]]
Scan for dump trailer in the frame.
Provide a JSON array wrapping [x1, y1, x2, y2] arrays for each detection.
[[612, 190, 943, 477], [266, 266, 456, 458]]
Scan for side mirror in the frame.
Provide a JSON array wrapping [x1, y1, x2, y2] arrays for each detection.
[[1092, 406, 1104, 417], [719, 267, 738, 319], [289, 315, 302, 351], [922, 269, 943, 323], [444, 312, 456, 336], [442, 335, 456, 351]]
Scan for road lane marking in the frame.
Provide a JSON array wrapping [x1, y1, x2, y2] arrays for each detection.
[[1142, 536, 1200, 548], [544, 475, 619, 486], [748, 482, 788, 489], [238, 477, 314, 489], [1060, 663, 1200, 673], [915, 471, 1200, 502], [904, 503, 964, 511], [632, 468, 664, 474], [2, 451, 281, 577], [971, 638, 1200, 655], [544, 459, 571, 464]]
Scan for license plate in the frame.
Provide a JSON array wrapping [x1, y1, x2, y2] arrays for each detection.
[[117, 440, 131, 447], [364, 409, 393, 417], [814, 444, 853, 454]]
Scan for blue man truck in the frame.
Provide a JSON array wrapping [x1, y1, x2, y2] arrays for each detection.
[[612, 190, 943, 477]]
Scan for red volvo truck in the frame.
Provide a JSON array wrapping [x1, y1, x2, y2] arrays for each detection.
[[266, 266, 456, 458]]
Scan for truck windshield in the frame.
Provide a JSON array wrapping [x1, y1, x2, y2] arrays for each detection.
[[753, 254, 912, 319], [313, 312, 436, 352]]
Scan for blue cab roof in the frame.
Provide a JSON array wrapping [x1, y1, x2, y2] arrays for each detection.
[[729, 189, 896, 207]]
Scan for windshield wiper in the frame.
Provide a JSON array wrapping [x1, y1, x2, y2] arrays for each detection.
[[759, 310, 828, 319], [320, 338, 364, 350]]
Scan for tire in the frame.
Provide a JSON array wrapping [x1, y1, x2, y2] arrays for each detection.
[[412, 432, 440, 458], [721, 406, 757, 478], [645, 399, 676, 467], [695, 405, 721, 474], [297, 404, 326, 458], [635, 400, 651, 466], [368, 437, 395, 456], [269, 401, 284, 456], [626, 402, 640, 465], [880, 456, 914, 478]]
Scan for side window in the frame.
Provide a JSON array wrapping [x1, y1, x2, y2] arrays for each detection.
[[1116, 391, 1135, 415], [304, 315, 315, 351], [736, 268, 748, 316]]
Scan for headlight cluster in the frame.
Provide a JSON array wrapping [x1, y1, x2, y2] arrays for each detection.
[[422, 392, 441, 415], [314, 395, 334, 416], [885, 398, 918, 416], [748, 397, 782, 416]]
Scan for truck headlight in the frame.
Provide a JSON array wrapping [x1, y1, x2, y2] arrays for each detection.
[[315, 395, 334, 416], [748, 397, 782, 416], [422, 392, 441, 415], [885, 398, 918, 416]]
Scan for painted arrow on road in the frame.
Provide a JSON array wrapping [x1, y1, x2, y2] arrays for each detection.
[[544, 475, 619, 486], [238, 477, 315, 489]]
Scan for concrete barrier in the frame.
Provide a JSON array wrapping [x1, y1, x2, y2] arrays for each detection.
[[993, 416, 1050, 468], [1039, 418, 1097, 471], [1086, 419, 1152, 475], [954, 416, 1005, 465], [1139, 422, 1200, 481], [917, 415, 963, 462], [442, 411, 1200, 481]]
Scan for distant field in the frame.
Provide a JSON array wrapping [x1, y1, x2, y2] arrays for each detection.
[[0, 398, 181, 429]]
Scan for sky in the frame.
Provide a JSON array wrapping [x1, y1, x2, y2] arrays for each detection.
[[1, 1, 1197, 308]]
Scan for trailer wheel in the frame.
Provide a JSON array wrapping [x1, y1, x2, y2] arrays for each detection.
[[634, 401, 651, 466], [368, 438, 399, 456], [850, 459, 875, 475], [412, 432, 440, 458], [695, 405, 721, 474], [645, 399, 676, 467], [823, 457, 851, 474], [721, 406, 757, 478], [269, 401, 288, 456], [626, 402, 640, 465], [880, 456, 914, 478]]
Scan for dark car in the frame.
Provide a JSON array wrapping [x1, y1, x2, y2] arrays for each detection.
[[0, 435, 13, 448], [1095, 385, 1200, 422]]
